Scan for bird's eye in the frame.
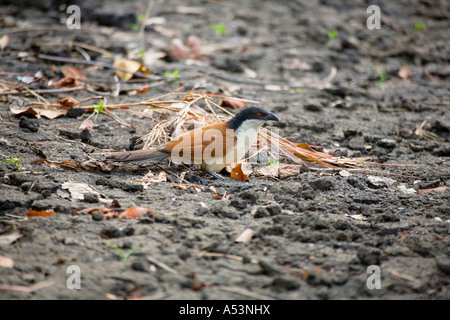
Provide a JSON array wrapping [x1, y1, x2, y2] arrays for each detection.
[[258, 113, 262, 118]]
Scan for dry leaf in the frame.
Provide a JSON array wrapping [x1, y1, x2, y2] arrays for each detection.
[[210, 186, 232, 200], [77, 207, 118, 219], [10, 105, 69, 119], [235, 228, 254, 243], [398, 231, 408, 238], [53, 66, 87, 89], [62, 182, 102, 201], [118, 206, 155, 219], [137, 171, 167, 189], [61, 66, 87, 80], [12, 97, 79, 119], [417, 186, 448, 194], [230, 162, 252, 180], [398, 66, 411, 81], [0, 230, 22, 246], [173, 183, 201, 192], [26, 209, 56, 217], [221, 98, 246, 109], [0, 255, 14, 268], [0, 34, 10, 50], [127, 86, 149, 95], [78, 160, 115, 172], [339, 169, 352, 177], [56, 97, 80, 108], [186, 35, 202, 58], [113, 58, 149, 81], [79, 118, 95, 129], [171, 35, 203, 60], [32, 159, 78, 171], [255, 164, 301, 179]]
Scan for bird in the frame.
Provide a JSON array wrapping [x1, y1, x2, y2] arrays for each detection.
[[106, 107, 279, 179]]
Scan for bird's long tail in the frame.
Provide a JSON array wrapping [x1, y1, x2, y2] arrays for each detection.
[[106, 148, 170, 163]]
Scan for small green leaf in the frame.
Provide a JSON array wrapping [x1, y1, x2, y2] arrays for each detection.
[[413, 22, 426, 32], [1, 157, 24, 171], [327, 29, 339, 40], [211, 23, 227, 36], [93, 101, 104, 121]]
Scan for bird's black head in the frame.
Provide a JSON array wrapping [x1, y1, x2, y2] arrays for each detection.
[[227, 107, 279, 130]]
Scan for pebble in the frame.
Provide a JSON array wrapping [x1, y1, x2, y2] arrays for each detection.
[[357, 247, 381, 265], [19, 116, 40, 132], [309, 177, 334, 191], [271, 276, 300, 291], [435, 255, 450, 275], [377, 138, 396, 148]]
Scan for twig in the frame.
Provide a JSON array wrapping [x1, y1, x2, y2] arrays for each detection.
[[36, 54, 162, 81], [0, 279, 55, 293], [147, 256, 178, 274], [0, 86, 85, 96]]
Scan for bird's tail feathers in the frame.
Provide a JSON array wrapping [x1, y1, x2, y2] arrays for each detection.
[[106, 149, 170, 163]]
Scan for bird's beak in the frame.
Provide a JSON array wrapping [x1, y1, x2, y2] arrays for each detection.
[[263, 112, 279, 121]]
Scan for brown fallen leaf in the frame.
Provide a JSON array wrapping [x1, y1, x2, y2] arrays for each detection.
[[118, 206, 155, 219], [417, 186, 448, 194], [32, 159, 79, 171], [210, 185, 232, 200], [26, 209, 56, 217], [78, 160, 115, 172], [9, 97, 78, 119], [127, 86, 149, 95], [136, 171, 167, 189], [56, 97, 80, 108], [0, 34, 10, 50], [53, 66, 87, 89], [113, 58, 149, 81], [221, 98, 246, 109], [230, 162, 252, 180], [76, 207, 119, 219], [254, 163, 301, 179], [172, 183, 202, 192], [0, 255, 14, 268], [398, 66, 411, 81], [79, 118, 95, 129], [61, 66, 87, 80], [171, 35, 204, 60], [235, 228, 254, 243], [398, 231, 408, 238]]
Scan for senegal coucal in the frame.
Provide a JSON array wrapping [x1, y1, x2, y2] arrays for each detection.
[[106, 107, 279, 178]]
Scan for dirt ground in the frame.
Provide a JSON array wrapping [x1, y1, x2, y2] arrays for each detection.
[[0, 0, 449, 300]]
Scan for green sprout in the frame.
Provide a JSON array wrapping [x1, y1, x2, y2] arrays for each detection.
[[164, 70, 180, 84], [211, 23, 227, 36], [93, 101, 104, 121], [106, 243, 143, 262], [326, 29, 339, 47], [130, 14, 145, 31], [268, 157, 279, 168], [413, 22, 427, 32], [1, 157, 24, 171], [377, 69, 390, 88], [295, 88, 303, 94], [130, 23, 139, 31], [164, 70, 180, 79]]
